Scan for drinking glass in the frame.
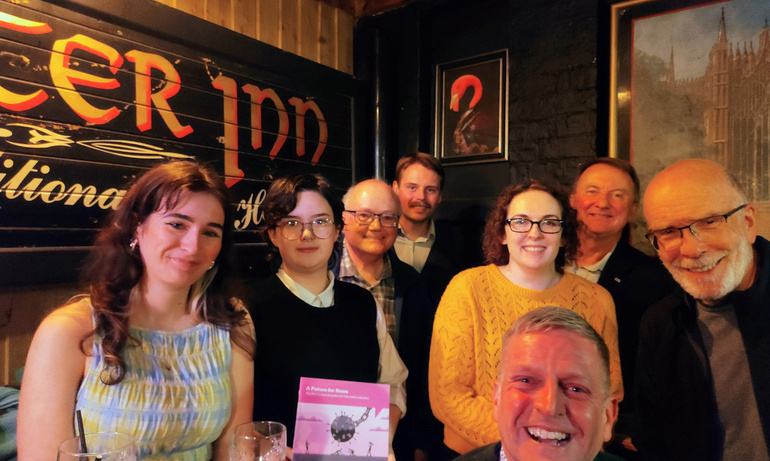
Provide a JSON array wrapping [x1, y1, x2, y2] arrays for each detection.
[[230, 421, 287, 461], [57, 431, 138, 461]]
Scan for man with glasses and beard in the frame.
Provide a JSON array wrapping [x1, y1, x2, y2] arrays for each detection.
[[636, 158, 770, 461]]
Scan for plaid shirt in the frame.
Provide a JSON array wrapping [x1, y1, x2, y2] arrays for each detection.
[[339, 243, 397, 344]]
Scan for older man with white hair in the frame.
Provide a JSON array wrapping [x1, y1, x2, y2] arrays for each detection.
[[636, 158, 770, 461], [334, 179, 433, 461]]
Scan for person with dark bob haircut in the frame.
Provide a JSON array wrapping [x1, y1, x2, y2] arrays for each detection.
[[428, 179, 621, 456], [260, 172, 344, 269], [248, 173, 407, 445], [19, 160, 256, 461]]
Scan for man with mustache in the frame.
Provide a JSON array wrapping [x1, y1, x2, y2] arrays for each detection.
[[455, 306, 621, 461], [392, 153, 469, 307], [391, 154, 469, 461], [636, 159, 770, 461]]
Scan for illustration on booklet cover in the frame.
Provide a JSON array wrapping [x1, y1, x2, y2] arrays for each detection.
[[293, 377, 389, 461]]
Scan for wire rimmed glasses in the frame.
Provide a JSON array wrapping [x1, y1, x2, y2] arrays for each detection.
[[505, 217, 563, 234], [277, 218, 335, 240], [344, 210, 400, 228], [645, 204, 747, 251]]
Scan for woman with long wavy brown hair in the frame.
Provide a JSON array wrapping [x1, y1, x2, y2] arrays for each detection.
[[18, 161, 255, 460]]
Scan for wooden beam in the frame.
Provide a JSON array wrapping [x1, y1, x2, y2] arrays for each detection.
[[319, 0, 354, 16]]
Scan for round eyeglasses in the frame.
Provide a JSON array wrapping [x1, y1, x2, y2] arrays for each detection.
[[278, 218, 335, 240], [344, 210, 400, 228], [645, 204, 747, 251], [505, 217, 563, 234]]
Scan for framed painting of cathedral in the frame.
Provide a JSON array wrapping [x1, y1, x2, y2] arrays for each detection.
[[610, 0, 770, 240], [434, 50, 508, 165]]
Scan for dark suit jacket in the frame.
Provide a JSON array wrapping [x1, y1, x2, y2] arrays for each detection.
[[455, 442, 626, 461], [596, 238, 676, 422], [635, 237, 770, 461], [419, 219, 470, 307], [388, 251, 441, 458], [394, 220, 471, 458]]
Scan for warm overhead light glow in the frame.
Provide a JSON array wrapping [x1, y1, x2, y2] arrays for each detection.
[[617, 90, 631, 104]]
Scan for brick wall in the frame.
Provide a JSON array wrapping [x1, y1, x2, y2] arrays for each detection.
[[508, 0, 600, 184]]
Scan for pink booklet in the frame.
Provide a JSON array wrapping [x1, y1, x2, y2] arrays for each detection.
[[293, 377, 390, 461]]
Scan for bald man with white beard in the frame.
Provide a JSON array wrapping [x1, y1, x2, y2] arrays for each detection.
[[635, 159, 770, 461]]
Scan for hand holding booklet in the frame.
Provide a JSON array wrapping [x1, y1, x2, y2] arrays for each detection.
[[293, 377, 390, 461]]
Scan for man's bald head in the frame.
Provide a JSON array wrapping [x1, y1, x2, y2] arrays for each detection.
[[643, 158, 757, 305]]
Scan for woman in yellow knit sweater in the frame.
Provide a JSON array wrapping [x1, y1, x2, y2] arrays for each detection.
[[428, 179, 622, 455]]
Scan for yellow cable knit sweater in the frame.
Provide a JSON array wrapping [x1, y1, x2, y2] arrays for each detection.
[[428, 264, 623, 454]]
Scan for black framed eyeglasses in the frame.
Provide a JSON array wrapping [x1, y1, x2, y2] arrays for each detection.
[[645, 204, 747, 251], [505, 217, 563, 234], [278, 218, 335, 240], [344, 210, 400, 228]]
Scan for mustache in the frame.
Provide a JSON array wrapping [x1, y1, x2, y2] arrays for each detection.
[[408, 200, 432, 208]]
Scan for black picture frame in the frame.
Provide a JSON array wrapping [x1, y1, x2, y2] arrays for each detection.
[[434, 49, 508, 165]]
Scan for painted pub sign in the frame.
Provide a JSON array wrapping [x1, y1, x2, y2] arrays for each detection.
[[0, 0, 355, 285]]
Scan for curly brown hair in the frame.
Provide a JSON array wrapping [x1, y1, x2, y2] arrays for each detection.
[[482, 179, 578, 271], [82, 160, 254, 384]]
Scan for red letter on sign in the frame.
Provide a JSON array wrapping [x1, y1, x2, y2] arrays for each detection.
[[212, 75, 244, 188], [288, 98, 328, 165], [125, 50, 193, 138], [0, 86, 48, 112], [0, 11, 52, 34], [0, 12, 51, 111], [242, 84, 288, 160], [51, 34, 123, 124]]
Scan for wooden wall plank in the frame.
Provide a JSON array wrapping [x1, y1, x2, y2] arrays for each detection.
[[259, 0, 281, 48], [299, 0, 319, 62], [281, 0, 300, 56], [338, 8, 354, 74], [176, 0, 205, 17], [234, 0, 257, 39], [207, 0, 232, 28], [157, 0, 354, 74], [0, 284, 77, 387], [319, 1, 335, 68]]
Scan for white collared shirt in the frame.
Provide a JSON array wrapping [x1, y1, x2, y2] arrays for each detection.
[[394, 220, 436, 272], [276, 267, 335, 307], [564, 246, 615, 284]]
